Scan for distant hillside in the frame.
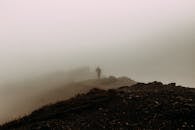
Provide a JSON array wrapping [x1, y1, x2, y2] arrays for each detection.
[[1, 81, 195, 130], [0, 67, 96, 123], [0, 71, 136, 124], [27, 76, 136, 112]]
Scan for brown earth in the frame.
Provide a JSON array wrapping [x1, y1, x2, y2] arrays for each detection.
[[1, 81, 195, 130]]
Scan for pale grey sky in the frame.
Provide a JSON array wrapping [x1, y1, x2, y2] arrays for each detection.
[[0, 0, 194, 86]]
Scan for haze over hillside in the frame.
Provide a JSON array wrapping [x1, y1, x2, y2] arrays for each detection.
[[0, 67, 136, 124]]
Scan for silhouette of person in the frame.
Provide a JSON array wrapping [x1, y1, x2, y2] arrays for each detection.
[[96, 67, 101, 79]]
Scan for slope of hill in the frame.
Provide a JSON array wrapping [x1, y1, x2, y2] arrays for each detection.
[[1, 81, 195, 130], [0, 67, 95, 124], [0, 72, 136, 124], [27, 76, 137, 114]]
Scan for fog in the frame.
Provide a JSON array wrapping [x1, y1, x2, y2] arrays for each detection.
[[0, 0, 194, 123], [0, 0, 194, 86]]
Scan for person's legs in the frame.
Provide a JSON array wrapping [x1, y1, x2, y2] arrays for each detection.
[[98, 72, 100, 79]]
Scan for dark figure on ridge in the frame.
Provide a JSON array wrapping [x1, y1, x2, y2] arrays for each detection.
[[96, 67, 101, 79]]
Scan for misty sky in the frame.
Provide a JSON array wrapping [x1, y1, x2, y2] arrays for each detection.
[[0, 0, 194, 86]]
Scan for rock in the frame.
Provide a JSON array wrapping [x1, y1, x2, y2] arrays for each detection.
[[168, 83, 176, 86]]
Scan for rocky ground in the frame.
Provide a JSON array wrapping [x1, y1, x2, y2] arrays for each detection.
[[1, 81, 195, 130]]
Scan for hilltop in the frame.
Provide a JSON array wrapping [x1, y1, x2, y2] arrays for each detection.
[[1, 81, 195, 130]]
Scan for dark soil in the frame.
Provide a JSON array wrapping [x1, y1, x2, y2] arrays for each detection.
[[1, 81, 195, 130]]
